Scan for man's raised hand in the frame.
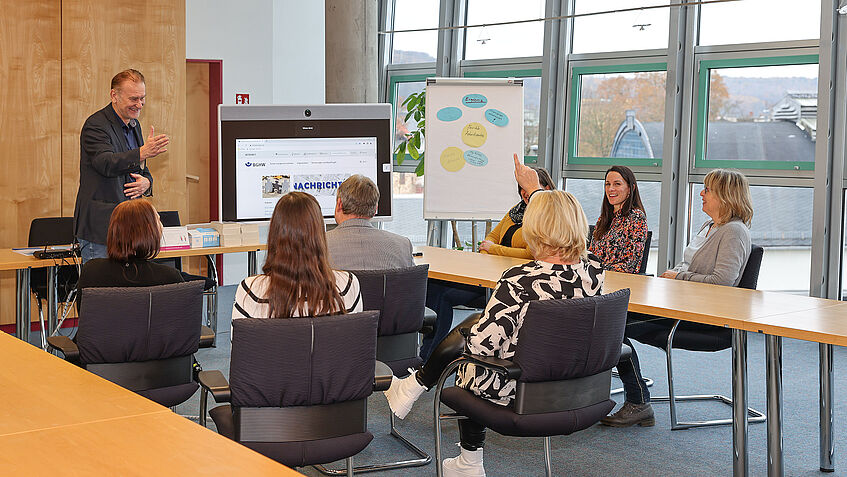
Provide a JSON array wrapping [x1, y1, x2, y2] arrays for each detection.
[[140, 126, 169, 160]]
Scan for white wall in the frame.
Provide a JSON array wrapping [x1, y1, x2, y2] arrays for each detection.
[[186, 0, 326, 284]]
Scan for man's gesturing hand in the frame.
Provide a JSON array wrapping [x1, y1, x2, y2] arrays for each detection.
[[140, 126, 169, 160], [124, 173, 151, 199]]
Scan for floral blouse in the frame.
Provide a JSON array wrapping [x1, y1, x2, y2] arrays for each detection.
[[455, 256, 605, 405], [589, 208, 648, 274]]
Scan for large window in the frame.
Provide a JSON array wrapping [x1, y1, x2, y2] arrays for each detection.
[[464, 0, 545, 60], [689, 183, 812, 295], [694, 56, 819, 171], [698, 0, 821, 46], [572, 0, 670, 55], [391, 0, 439, 64], [463, 69, 542, 164], [382, 172, 427, 246], [568, 63, 667, 166]]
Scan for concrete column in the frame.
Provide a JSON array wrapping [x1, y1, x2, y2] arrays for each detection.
[[325, 0, 378, 103]]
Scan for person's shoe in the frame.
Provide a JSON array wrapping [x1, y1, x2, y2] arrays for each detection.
[[384, 369, 425, 419], [442, 446, 486, 477], [600, 401, 655, 427]]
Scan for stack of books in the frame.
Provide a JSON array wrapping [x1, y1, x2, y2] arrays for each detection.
[[210, 222, 242, 247], [240, 223, 260, 245]]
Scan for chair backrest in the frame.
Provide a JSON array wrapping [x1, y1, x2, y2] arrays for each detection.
[[737, 244, 763, 290], [29, 217, 75, 247], [229, 311, 379, 408], [350, 265, 428, 336], [638, 230, 652, 275], [76, 281, 204, 364], [513, 288, 630, 383]]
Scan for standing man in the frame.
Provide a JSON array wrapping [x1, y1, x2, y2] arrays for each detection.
[[74, 69, 169, 262], [326, 174, 414, 270]]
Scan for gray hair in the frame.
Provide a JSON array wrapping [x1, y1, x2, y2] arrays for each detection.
[[337, 175, 379, 218]]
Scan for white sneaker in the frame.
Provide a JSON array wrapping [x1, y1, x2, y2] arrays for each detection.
[[383, 369, 425, 419], [443, 446, 486, 477]]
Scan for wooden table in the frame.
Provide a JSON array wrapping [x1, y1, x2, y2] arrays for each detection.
[[415, 246, 844, 477], [0, 330, 300, 475]]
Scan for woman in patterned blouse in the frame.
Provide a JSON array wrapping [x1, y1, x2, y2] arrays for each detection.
[[385, 190, 604, 477], [589, 165, 648, 274]]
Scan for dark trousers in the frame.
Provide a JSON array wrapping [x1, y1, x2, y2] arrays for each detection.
[[421, 279, 485, 361], [416, 314, 487, 451], [617, 312, 689, 404]]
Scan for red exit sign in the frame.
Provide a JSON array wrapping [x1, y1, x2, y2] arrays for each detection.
[[235, 93, 250, 104]]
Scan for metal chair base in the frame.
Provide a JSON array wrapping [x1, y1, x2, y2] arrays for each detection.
[[313, 413, 431, 475], [651, 393, 766, 430]]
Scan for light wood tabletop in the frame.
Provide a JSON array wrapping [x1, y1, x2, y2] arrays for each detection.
[[0, 249, 79, 271], [414, 246, 527, 288], [0, 412, 302, 476], [157, 243, 267, 259]]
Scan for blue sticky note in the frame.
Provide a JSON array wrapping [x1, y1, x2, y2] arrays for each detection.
[[436, 106, 463, 122], [462, 94, 488, 108], [484, 109, 509, 127], [464, 150, 488, 167]]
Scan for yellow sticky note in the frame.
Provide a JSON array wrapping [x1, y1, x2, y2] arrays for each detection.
[[440, 147, 465, 172], [461, 122, 487, 148]]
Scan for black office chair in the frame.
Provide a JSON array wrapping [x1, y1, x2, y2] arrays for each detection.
[[198, 313, 392, 475], [47, 281, 206, 408], [315, 265, 432, 474], [628, 244, 766, 429], [28, 217, 80, 349], [433, 289, 630, 477], [157, 211, 218, 343]]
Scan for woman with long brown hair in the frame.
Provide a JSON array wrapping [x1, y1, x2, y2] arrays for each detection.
[[232, 191, 362, 320], [77, 198, 183, 295], [589, 165, 648, 273]]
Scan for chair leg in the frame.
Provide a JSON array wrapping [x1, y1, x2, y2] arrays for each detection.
[[649, 320, 766, 430], [312, 412, 431, 474], [199, 388, 208, 428], [543, 436, 552, 477], [36, 299, 47, 351], [346, 457, 353, 477]]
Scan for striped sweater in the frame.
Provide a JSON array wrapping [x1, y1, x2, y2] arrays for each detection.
[[231, 270, 362, 320]]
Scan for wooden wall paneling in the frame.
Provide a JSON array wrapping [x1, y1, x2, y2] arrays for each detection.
[[185, 61, 211, 275], [0, 1, 62, 326], [60, 0, 188, 223]]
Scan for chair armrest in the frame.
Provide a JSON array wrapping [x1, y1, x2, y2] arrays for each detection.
[[374, 360, 393, 392], [461, 353, 522, 381], [47, 336, 79, 362], [197, 370, 231, 403], [199, 326, 215, 348], [419, 307, 437, 335]]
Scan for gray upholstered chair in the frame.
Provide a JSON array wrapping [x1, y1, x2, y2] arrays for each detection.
[[198, 312, 391, 476], [47, 281, 205, 407], [314, 265, 432, 474], [433, 289, 631, 477]]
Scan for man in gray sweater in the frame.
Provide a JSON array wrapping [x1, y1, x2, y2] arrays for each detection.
[[326, 175, 414, 270]]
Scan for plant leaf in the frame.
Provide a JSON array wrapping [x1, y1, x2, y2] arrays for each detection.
[[395, 141, 406, 164], [415, 159, 425, 176], [413, 132, 421, 148], [408, 142, 420, 160]]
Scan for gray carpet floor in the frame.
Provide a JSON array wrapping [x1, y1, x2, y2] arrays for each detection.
[[69, 285, 847, 476]]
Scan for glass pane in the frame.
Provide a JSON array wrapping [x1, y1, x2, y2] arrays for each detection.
[[464, 0, 545, 60], [689, 184, 812, 295], [382, 172, 427, 246], [565, 178, 661, 274], [391, 0, 439, 64], [572, 0, 670, 54], [704, 64, 818, 164], [523, 76, 542, 160], [576, 71, 667, 159], [699, 0, 821, 46], [392, 80, 427, 154]]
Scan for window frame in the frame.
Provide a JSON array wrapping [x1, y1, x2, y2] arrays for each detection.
[[566, 61, 668, 167], [387, 71, 435, 172], [692, 54, 820, 171]]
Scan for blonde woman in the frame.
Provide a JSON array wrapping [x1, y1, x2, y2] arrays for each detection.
[[603, 168, 755, 427], [384, 190, 604, 477]]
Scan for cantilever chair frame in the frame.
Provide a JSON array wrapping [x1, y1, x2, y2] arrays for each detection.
[[638, 244, 767, 430]]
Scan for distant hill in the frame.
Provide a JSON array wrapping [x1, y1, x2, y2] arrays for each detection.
[[722, 76, 817, 118], [392, 50, 436, 64]]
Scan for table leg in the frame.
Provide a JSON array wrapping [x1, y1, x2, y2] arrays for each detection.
[[732, 329, 749, 477], [820, 343, 834, 472], [766, 335, 783, 477], [47, 265, 58, 337], [248, 251, 257, 277], [15, 268, 31, 344]]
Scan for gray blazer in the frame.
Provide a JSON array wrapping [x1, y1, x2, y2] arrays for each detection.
[[675, 218, 751, 287], [326, 218, 414, 270]]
